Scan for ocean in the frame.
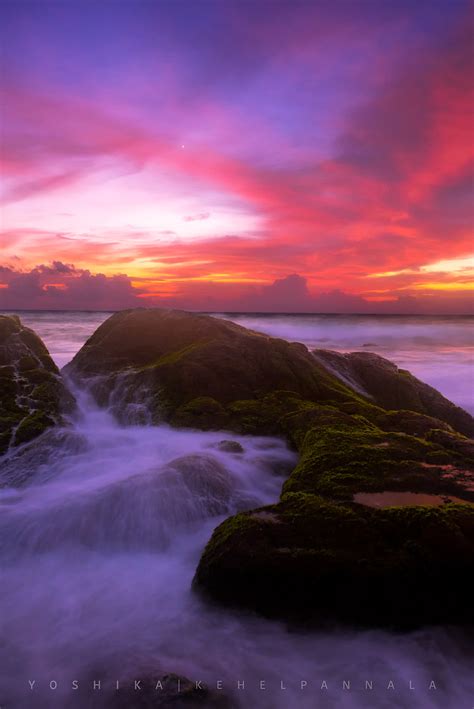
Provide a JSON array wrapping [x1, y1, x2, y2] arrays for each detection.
[[0, 310, 473, 708]]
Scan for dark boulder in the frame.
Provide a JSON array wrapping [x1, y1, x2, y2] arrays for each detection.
[[0, 315, 75, 456], [313, 349, 474, 437], [194, 492, 474, 629], [65, 309, 474, 439], [63, 308, 354, 428], [214, 440, 244, 454], [194, 404, 474, 628]]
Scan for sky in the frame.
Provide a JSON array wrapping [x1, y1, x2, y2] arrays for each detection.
[[0, 0, 473, 313]]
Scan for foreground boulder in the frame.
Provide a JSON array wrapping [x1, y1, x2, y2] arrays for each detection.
[[194, 492, 474, 628], [195, 404, 474, 628], [0, 315, 75, 455], [65, 308, 474, 627]]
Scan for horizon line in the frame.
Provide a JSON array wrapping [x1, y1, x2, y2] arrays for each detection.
[[1, 308, 473, 317]]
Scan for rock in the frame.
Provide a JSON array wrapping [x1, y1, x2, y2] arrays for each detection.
[[372, 409, 454, 438], [194, 404, 474, 628], [0, 315, 75, 455], [194, 492, 474, 629], [63, 308, 354, 430], [214, 440, 244, 454], [65, 309, 474, 439], [0, 454, 237, 556], [426, 428, 474, 458], [281, 407, 474, 501], [0, 428, 87, 488], [163, 454, 235, 511], [313, 349, 474, 437]]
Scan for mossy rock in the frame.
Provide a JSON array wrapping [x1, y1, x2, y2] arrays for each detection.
[[15, 411, 56, 446], [64, 309, 360, 425], [65, 309, 473, 441], [0, 315, 76, 455], [313, 349, 474, 437], [172, 397, 229, 430], [195, 401, 474, 628], [194, 492, 474, 628], [283, 413, 474, 501]]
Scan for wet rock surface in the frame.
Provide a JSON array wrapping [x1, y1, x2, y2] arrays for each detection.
[[0, 453, 239, 556], [195, 398, 474, 628], [0, 315, 75, 456], [194, 492, 474, 629], [0, 428, 87, 488], [63, 308, 353, 429], [313, 349, 474, 437], [214, 440, 244, 454]]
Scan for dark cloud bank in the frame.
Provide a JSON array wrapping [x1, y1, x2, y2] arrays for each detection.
[[0, 264, 472, 314]]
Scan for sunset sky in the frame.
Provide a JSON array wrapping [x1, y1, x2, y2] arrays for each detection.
[[0, 0, 473, 312]]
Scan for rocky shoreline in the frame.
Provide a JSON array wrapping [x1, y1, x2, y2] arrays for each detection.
[[1, 308, 473, 630]]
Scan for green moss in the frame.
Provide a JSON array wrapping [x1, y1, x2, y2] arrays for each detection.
[[15, 410, 55, 445], [172, 396, 229, 430], [1, 387, 23, 415], [226, 399, 271, 434], [425, 449, 452, 464], [282, 418, 472, 500], [17, 355, 38, 372], [139, 340, 210, 370], [25, 368, 57, 385], [30, 380, 73, 418], [223, 391, 319, 436]]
